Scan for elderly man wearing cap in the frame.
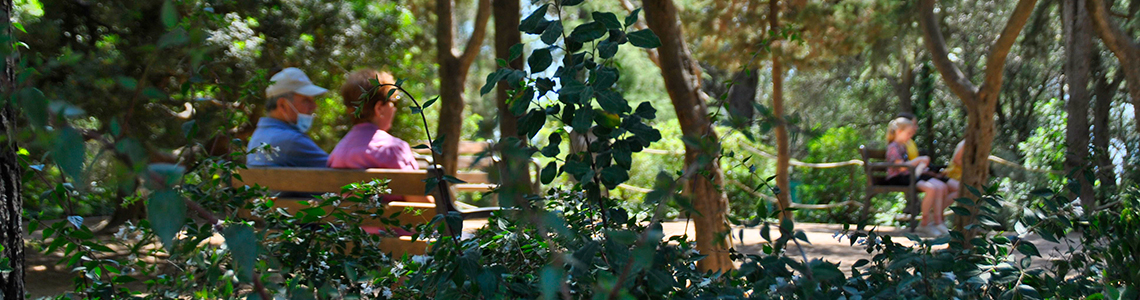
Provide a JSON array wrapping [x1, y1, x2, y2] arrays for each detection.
[[246, 67, 330, 167]]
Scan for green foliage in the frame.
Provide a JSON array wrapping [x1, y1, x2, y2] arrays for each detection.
[[796, 126, 867, 223]]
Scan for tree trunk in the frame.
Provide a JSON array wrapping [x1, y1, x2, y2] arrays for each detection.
[[493, 0, 532, 201], [100, 186, 145, 233], [727, 69, 758, 123], [770, 0, 793, 222], [915, 62, 936, 154], [1, 0, 26, 297], [1087, 0, 1140, 133], [643, 0, 733, 272], [958, 92, 998, 204], [1092, 53, 1120, 195], [893, 56, 916, 115], [436, 0, 491, 176], [920, 0, 1038, 239], [1063, 0, 1096, 207]]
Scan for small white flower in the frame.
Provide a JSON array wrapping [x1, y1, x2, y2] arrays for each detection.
[[319, 261, 329, 270], [411, 255, 429, 265], [361, 285, 373, 295], [382, 287, 392, 297]]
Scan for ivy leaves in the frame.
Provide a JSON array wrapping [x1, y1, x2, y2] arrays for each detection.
[[487, 2, 664, 191]]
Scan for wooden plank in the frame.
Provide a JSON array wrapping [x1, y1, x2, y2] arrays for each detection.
[[454, 183, 496, 193], [234, 167, 435, 195], [238, 198, 437, 227], [454, 171, 491, 184], [413, 141, 491, 155]]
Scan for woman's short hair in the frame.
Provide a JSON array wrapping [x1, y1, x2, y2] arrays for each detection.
[[340, 69, 397, 124]]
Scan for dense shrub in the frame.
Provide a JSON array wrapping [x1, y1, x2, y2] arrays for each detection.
[[796, 126, 869, 223]]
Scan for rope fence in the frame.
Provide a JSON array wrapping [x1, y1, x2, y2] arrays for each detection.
[[642, 145, 1058, 174], [612, 143, 1062, 211]]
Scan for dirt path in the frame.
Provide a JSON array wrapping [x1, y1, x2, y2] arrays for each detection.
[[658, 221, 1079, 271]]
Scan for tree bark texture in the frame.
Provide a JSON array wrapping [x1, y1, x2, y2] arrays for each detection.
[[436, 0, 491, 176], [1062, 0, 1096, 207], [890, 56, 916, 115], [919, 0, 1038, 237], [643, 0, 733, 272], [770, 0, 793, 222], [1, 0, 26, 297], [1088, 0, 1140, 133], [1092, 53, 1121, 194], [915, 62, 937, 154], [492, 0, 532, 200], [727, 69, 758, 123]]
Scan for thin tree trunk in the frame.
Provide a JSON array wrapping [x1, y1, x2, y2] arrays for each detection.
[[643, 0, 733, 272], [915, 62, 936, 154], [1092, 54, 1121, 194], [1063, 0, 1096, 206], [892, 56, 916, 114], [100, 186, 145, 233], [1087, 0, 1140, 133], [0, 0, 26, 297], [436, 0, 491, 176], [727, 69, 758, 123], [770, 0, 793, 222], [493, 0, 532, 201]]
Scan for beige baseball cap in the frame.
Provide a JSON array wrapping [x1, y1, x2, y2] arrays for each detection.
[[265, 67, 329, 98]]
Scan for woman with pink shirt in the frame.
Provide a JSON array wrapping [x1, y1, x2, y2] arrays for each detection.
[[328, 69, 428, 203]]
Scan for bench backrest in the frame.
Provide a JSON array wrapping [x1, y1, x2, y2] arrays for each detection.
[[235, 167, 436, 194], [859, 145, 890, 186], [235, 167, 475, 216]]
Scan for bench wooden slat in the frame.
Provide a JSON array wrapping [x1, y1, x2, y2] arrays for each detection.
[[413, 141, 491, 155], [237, 198, 438, 228], [234, 167, 434, 195], [455, 183, 496, 193], [234, 167, 494, 194], [233, 167, 500, 219]]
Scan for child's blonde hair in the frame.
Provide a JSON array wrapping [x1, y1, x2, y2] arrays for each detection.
[[886, 117, 915, 142]]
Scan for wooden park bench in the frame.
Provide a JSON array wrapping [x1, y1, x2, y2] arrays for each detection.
[[413, 140, 542, 200], [858, 145, 921, 231], [232, 167, 499, 255], [411, 141, 501, 195]]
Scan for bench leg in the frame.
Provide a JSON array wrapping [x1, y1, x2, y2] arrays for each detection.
[[907, 192, 919, 232], [859, 193, 873, 230]]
